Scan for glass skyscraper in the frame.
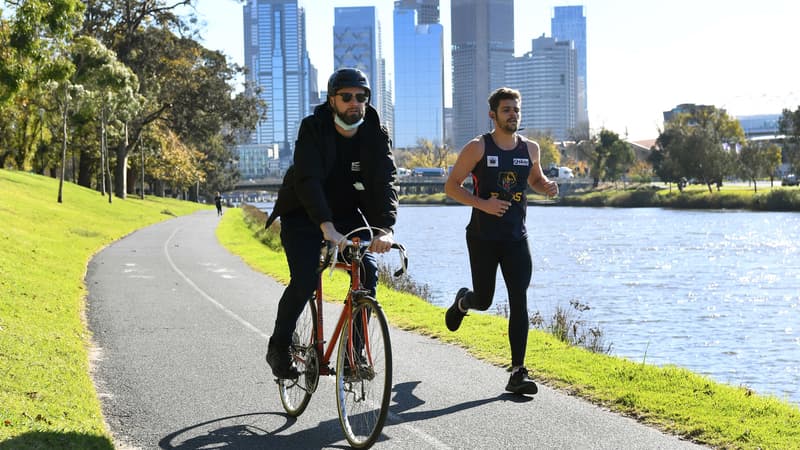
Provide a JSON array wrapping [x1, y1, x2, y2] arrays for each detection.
[[551, 5, 587, 124], [395, 0, 440, 24], [451, 0, 514, 149], [505, 36, 578, 141], [393, 2, 444, 148], [243, 0, 313, 169]]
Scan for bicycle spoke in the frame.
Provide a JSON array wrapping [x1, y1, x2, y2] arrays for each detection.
[[336, 297, 392, 448], [277, 299, 318, 417]]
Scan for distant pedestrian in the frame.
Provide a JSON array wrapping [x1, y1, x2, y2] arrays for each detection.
[[214, 192, 223, 216], [444, 87, 559, 395]]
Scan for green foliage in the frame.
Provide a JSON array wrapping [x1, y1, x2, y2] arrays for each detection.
[[653, 106, 745, 193], [400, 138, 455, 170], [558, 183, 800, 211]]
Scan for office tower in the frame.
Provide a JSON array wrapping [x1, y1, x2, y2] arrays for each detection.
[[242, 0, 314, 174], [334, 7, 392, 139], [395, 0, 440, 24], [505, 36, 577, 141], [551, 5, 587, 125], [451, 0, 514, 149], [393, 2, 444, 148]]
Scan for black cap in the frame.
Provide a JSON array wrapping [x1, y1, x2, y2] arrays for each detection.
[[327, 68, 371, 98]]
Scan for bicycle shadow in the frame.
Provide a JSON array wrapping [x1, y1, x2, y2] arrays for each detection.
[[157, 382, 528, 449], [158, 411, 352, 450]]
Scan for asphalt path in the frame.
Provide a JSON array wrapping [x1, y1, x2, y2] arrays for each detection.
[[86, 210, 706, 449]]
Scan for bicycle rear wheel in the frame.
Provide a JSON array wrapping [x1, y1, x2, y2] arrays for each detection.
[[278, 298, 318, 417], [335, 296, 392, 448]]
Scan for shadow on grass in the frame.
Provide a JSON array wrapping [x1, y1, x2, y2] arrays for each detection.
[[0, 431, 113, 450]]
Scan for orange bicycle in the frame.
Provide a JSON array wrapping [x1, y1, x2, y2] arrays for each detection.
[[276, 226, 407, 448]]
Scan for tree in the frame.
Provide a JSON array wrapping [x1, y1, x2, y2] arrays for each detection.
[[68, 35, 142, 200], [404, 138, 454, 169], [738, 141, 773, 192], [599, 129, 635, 184], [80, 0, 194, 198], [0, 0, 84, 103], [779, 106, 800, 173], [654, 106, 745, 193], [650, 128, 686, 191], [1, 0, 83, 172], [522, 131, 559, 168]]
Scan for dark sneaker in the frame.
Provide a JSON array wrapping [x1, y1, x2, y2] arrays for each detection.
[[266, 345, 300, 379], [505, 367, 538, 395], [445, 288, 469, 331]]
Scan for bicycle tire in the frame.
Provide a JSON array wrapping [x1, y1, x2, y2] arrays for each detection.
[[278, 298, 318, 417], [335, 296, 392, 448]]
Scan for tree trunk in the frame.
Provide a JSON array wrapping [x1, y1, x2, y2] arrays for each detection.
[[77, 146, 94, 188], [57, 106, 67, 203], [114, 142, 128, 199]]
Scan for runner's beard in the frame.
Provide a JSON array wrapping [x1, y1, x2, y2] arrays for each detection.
[[501, 120, 518, 133]]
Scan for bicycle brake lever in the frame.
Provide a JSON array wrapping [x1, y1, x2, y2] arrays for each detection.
[[329, 243, 339, 279], [391, 243, 408, 277]]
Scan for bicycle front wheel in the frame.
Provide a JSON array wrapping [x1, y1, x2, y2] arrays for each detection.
[[278, 298, 318, 417], [335, 296, 392, 448]]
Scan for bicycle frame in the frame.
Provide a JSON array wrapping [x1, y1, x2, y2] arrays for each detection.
[[313, 236, 369, 377]]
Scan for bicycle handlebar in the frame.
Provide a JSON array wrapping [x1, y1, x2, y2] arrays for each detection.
[[319, 226, 408, 277]]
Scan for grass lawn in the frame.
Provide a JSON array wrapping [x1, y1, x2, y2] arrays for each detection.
[[217, 206, 800, 450], [0, 169, 206, 449]]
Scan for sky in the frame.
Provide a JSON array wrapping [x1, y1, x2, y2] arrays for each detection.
[[190, 0, 800, 141]]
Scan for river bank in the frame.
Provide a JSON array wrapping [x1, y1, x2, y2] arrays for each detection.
[[400, 182, 800, 211]]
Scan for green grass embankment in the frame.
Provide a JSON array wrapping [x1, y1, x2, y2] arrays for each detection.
[[0, 169, 206, 449], [557, 183, 800, 211], [217, 206, 800, 450], [398, 183, 800, 211]]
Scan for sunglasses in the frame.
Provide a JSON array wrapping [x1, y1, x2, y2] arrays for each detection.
[[336, 92, 369, 103]]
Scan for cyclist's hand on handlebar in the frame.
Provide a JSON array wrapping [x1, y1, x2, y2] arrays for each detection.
[[369, 231, 394, 254], [320, 221, 346, 248]]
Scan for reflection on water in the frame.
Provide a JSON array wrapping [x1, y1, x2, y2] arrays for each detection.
[[387, 205, 800, 405]]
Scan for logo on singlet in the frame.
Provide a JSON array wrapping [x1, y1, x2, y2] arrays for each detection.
[[513, 158, 529, 166], [487, 155, 499, 167], [498, 171, 517, 191]]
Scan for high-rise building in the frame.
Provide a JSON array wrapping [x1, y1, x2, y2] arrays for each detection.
[[334, 7, 393, 139], [242, 0, 316, 175], [393, 2, 444, 148], [451, 0, 514, 149], [551, 5, 587, 125], [395, 0, 440, 24], [505, 36, 578, 141]]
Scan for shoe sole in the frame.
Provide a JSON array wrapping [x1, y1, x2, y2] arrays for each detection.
[[505, 383, 538, 395]]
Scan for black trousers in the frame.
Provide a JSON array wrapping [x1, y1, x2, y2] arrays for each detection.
[[270, 214, 378, 348], [463, 235, 532, 367]]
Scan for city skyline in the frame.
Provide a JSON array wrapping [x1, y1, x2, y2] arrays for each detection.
[[192, 0, 800, 141]]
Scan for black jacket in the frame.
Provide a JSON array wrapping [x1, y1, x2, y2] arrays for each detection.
[[265, 102, 398, 231]]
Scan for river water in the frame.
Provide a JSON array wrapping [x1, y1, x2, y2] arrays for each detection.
[[254, 202, 800, 405]]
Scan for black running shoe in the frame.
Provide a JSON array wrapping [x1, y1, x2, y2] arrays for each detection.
[[266, 345, 299, 379], [505, 367, 538, 395], [445, 287, 469, 331]]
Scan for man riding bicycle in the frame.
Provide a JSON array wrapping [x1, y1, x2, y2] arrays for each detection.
[[264, 68, 399, 379]]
